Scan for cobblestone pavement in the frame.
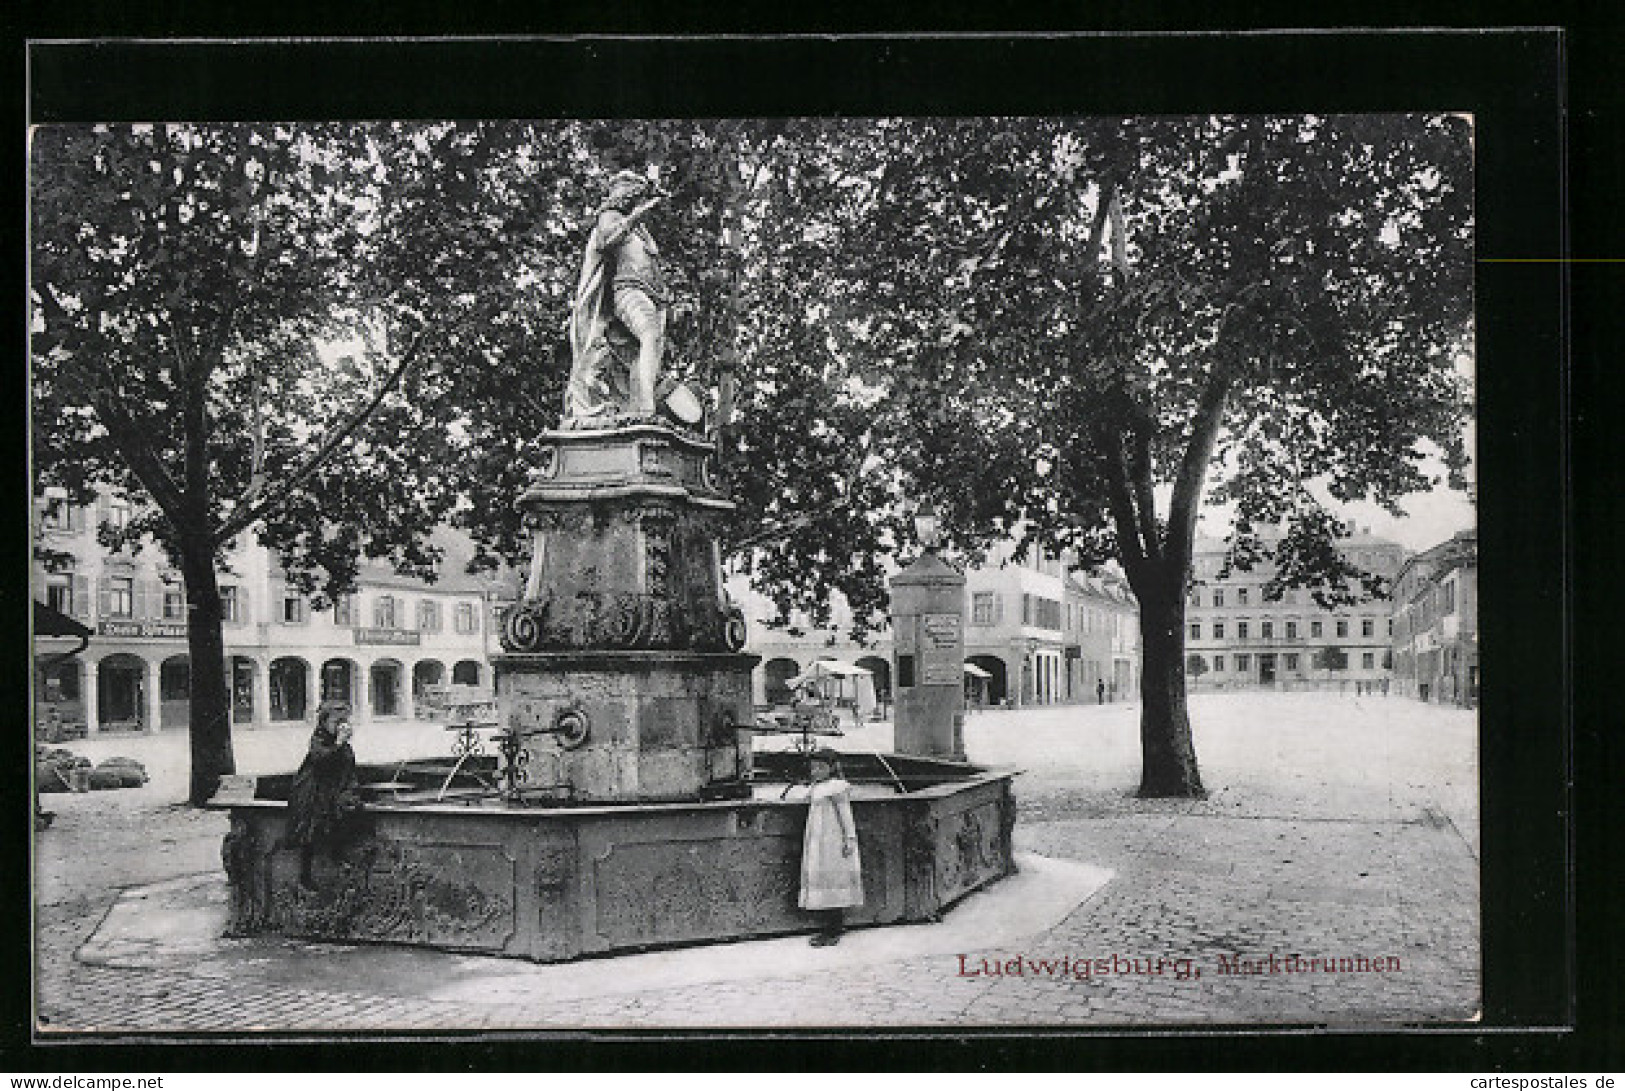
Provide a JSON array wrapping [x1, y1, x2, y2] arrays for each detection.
[[34, 693, 1479, 1033]]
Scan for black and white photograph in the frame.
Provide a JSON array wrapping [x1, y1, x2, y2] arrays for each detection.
[[23, 34, 1567, 1043]]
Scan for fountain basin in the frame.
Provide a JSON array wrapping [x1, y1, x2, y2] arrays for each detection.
[[213, 753, 1017, 962]]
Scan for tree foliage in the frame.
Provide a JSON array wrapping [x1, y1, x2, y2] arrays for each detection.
[[32, 115, 1473, 802]]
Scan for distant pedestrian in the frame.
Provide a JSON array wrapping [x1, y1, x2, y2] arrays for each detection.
[[799, 748, 863, 947], [1097, 679, 1106, 705], [284, 704, 361, 887]]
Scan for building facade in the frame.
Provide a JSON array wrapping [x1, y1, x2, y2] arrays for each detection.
[[729, 540, 1141, 713], [1390, 529, 1478, 707], [1184, 531, 1408, 692], [32, 491, 508, 736]]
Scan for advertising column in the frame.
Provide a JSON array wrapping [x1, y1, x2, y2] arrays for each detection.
[[890, 551, 967, 761]]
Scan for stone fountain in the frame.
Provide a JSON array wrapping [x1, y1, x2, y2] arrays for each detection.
[[211, 170, 1015, 962]]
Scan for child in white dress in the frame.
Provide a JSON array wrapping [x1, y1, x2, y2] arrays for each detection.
[[800, 748, 863, 946]]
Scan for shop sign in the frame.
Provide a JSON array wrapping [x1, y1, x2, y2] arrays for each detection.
[[97, 620, 187, 639], [353, 627, 421, 646]]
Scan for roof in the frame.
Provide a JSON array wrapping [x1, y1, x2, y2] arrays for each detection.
[[288, 526, 516, 596], [1395, 529, 1477, 585], [1192, 528, 1406, 556]]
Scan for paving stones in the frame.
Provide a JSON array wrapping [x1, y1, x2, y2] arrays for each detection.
[[34, 694, 1479, 1031]]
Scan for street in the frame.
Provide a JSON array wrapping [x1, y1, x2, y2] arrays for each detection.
[[34, 691, 1479, 1030]]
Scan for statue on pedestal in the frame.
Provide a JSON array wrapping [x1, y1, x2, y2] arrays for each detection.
[[565, 170, 670, 425]]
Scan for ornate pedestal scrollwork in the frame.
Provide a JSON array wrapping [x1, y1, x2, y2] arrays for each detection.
[[501, 601, 547, 653]]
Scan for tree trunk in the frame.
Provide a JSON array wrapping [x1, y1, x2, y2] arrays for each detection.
[[1132, 575, 1206, 799], [178, 530, 236, 805]]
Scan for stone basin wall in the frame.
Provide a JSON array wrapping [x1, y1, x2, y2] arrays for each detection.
[[214, 760, 1017, 962]]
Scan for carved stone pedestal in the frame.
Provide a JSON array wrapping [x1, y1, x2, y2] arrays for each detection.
[[496, 650, 757, 802], [497, 422, 756, 802]]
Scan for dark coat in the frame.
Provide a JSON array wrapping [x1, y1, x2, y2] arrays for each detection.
[[285, 725, 360, 847]]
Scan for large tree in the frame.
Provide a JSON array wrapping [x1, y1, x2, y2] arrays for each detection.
[[32, 117, 1473, 804], [801, 115, 1474, 795], [29, 123, 516, 802]]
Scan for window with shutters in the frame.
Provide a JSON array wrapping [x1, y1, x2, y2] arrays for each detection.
[[46, 574, 73, 615], [334, 595, 354, 626], [106, 496, 132, 529], [221, 585, 241, 623], [42, 499, 79, 532], [374, 595, 397, 629], [419, 600, 443, 633], [108, 576, 134, 618], [971, 593, 997, 625], [455, 602, 478, 634]]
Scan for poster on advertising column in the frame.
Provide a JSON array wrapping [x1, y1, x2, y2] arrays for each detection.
[[920, 612, 962, 685]]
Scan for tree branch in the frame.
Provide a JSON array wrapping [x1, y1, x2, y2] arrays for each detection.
[[212, 331, 425, 546], [1097, 427, 1148, 575], [1127, 419, 1161, 554], [1107, 189, 1130, 277], [1166, 365, 1232, 571], [1082, 175, 1117, 278], [89, 391, 188, 526]]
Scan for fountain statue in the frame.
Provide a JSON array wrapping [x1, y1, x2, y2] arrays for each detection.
[[211, 168, 1016, 963]]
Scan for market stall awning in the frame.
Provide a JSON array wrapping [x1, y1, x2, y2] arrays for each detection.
[[962, 662, 993, 679], [34, 600, 91, 639], [787, 660, 873, 686]]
